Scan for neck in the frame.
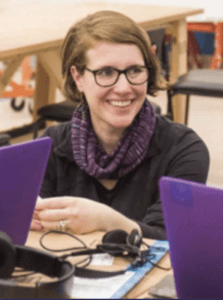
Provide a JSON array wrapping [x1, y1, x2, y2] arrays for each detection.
[[93, 123, 125, 155]]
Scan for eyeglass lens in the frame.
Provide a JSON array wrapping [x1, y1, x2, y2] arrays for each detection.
[[94, 66, 149, 87]]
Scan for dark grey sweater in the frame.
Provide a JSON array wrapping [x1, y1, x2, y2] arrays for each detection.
[[40, 115, 209, 240]]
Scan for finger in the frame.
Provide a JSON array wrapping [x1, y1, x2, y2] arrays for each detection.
[[30, 219, 43, 231], [41, 220, 69, 232], [35, 197, 72, 210], [38, 208, 71, 221], [33, 210, 41, 220]]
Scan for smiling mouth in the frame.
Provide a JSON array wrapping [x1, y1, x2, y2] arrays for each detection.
[[108, 100, 133, 107]]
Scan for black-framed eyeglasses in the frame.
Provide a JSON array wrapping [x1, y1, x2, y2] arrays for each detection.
[[85, 65, 150, 87]]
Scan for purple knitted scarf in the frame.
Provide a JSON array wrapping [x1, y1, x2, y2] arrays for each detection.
[[71, 100, 156, 179]]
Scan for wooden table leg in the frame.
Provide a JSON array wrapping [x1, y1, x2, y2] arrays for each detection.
[[33, 59, 50, 122], [33, 49, 63, 122], [37, 49, 63, 91], [167, 19, 188, 124]]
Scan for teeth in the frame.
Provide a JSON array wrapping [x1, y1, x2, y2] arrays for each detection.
[[110, 101, 132, 107]]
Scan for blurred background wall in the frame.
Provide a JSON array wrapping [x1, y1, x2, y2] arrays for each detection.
[[4, 0, 223, 21]]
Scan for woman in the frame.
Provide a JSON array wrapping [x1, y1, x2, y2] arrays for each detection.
[[31, 11, 209, 239]]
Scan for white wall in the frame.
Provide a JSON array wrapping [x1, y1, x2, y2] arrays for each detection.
[[7, 0, 223, 21], [102, 0, 223, 21]]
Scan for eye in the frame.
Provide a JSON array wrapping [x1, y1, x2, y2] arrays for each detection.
[[96, 67, 116, 77], [128, 65, 145, 75]]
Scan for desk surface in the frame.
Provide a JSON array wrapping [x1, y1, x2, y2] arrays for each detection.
[[0, 2, 203, 60], [25, 230, 172, 299]]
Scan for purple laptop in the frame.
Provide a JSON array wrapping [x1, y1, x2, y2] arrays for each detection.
[[159, 176, 223, 299], [0, 137, 51, 245]]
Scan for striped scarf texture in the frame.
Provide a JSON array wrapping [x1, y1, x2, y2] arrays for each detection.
[[71, 100, 156, 179]]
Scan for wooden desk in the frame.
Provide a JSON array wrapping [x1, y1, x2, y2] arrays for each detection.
[[0, 2, 204, 124], [25, 230, 172, 299]]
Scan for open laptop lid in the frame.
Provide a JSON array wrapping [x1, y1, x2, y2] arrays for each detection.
[[0, 137, 51, 246], [159, 176, 223, 299]]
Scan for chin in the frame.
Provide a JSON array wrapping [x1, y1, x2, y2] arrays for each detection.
[[110, 118, 134, 130]]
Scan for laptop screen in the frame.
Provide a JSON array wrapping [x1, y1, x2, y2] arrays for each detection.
[[159, 176, 223, 299], [0, 137, 51, 245]]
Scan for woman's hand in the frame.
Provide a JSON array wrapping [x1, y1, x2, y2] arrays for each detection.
[[30, 196, 141, 235]]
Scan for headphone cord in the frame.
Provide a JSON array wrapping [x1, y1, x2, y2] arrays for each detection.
[[39, 231, 171, 271], [12, 269, 36, 279], [39, 230, 93, 268], [139, 241, 172, 271], [40, 230, 88, 252]]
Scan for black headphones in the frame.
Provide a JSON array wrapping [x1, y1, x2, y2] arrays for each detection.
[[103, 228, 142, 248], [0, 231, 74, 299], [99, 228, 142, 257], [0, 229, 143, 298], [52, 228, 143, 264]]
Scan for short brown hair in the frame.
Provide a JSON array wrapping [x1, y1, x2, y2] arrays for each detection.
[[61, 10, 163, 103]]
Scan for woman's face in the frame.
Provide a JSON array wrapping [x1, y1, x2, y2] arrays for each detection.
[[70, 42, 147, 133]]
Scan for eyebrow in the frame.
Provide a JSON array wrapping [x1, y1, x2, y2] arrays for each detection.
[[89, 64, 146, 71]]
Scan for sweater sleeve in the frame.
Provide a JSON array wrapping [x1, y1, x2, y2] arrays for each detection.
[[138, 125, 210, 240]]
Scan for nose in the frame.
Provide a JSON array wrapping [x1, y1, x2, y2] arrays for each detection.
[[114, 73, 132, 92]]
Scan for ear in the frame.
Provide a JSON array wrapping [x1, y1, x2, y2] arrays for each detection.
[[70, 65, 84, 93]]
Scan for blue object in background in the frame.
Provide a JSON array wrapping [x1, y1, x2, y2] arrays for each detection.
[[193, 32, 215, 55]]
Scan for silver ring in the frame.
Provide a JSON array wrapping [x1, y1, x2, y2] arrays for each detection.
[[58, 220, 66, 232]]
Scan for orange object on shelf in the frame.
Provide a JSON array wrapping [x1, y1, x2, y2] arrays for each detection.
[[187, 21, 223, 70], [187, 22, 216, 33], [0, 57, 34, 99], [211, 22, 223, 69]]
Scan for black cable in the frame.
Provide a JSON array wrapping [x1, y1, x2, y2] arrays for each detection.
[[39, 230, 94, 268], [39, 230, 88, 252], [39, 230, 171, 272], [74, 255, 93, 268], [140, 241, 172, 271], [12, 269, 36, 279]]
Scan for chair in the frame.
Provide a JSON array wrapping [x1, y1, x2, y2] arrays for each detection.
[[147, 28, 170, 81], [33, 99, 77, 138], [0, 133, 10, 147], [32, 99, 162, 138], [167, 69, 223, 124], [148, 27, 171, 121]]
